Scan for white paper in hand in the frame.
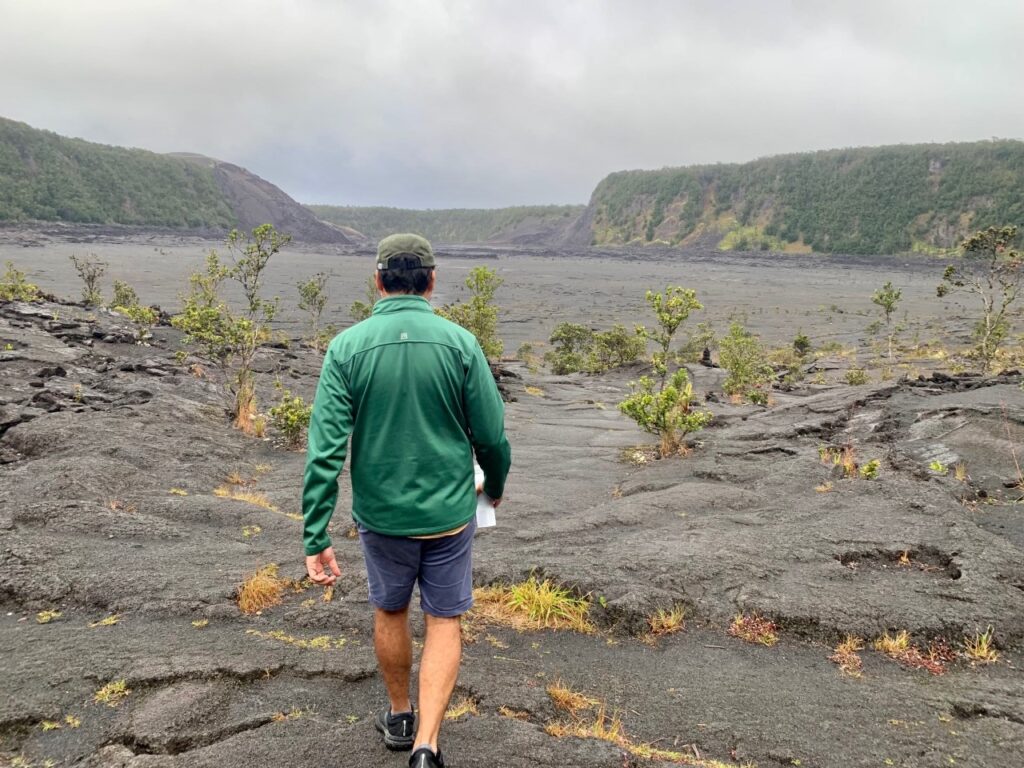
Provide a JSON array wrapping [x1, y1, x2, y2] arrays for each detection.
[[474, 462, 496, 528]]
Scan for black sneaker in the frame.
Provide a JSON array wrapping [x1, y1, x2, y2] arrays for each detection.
[[375, 707, 415, 751], [409, 746, 445, 768]]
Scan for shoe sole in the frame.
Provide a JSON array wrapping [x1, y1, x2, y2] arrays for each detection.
[[375, 716, 415, 751]]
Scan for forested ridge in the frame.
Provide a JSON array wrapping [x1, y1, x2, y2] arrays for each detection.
[[308, 204, 584, 243], [0, 117, 236, 228], [588, 140, 1024, 254]]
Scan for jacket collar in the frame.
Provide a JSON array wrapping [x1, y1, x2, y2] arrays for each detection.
[[371, 295, 434, 315]]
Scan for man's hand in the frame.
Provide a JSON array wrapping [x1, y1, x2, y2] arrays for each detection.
[[476, 483, 502, 508], [306, 546, 341, 586]]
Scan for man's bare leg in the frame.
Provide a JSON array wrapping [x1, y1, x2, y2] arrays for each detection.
[[413, 613, 462, 752], [374, 606, 412, 715]]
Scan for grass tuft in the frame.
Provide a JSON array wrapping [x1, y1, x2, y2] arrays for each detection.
[[469, 577, 594, 634], [728, 614, 778, 646], [963, 627, 999, 664], [642, 605, 686, 644], [873, 630, 954, 675], [36, 610, 62, 624], [168, 488, 188, 496], [497, 706, 530, 720], [547, 680, 600, 715], [88, 614, 120, 628]]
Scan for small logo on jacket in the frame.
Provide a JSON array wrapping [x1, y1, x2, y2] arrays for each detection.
[[400, 332, 408, 340]]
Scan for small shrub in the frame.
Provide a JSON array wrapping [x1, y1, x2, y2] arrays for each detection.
[[69, 254, 106, 306], [436, 266, 503, 358], [845, 368, 869, 386], [793, 330, 812, 357], [859, 459, 881, 479], [591, 324, 645, 370], [269, 386, 312, 448], [349, 274, 378, 321], [297, 272, 332, 351], [871, 282, 903, 359], [110, 279, 157, 326], [929, 460, 949, 476], [719, 322, 775, 403], [619, 369, 712, 456], [545, 322, 594, 374], [0, 261, 41, 302], [516, 341, 544, 372]]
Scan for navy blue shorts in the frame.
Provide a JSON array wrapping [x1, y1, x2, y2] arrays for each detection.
[[358, 519, 476, 617]]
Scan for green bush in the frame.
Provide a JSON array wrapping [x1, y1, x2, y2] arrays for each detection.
[[619, 369, 712, 456], [297, 272, 332, 351], [793, 330, 812, 357], [592, 324, 645, 370], [269, 386, 312, 448], [545, 322, 594, 374], [110, 279, 157, 325], [436, 266, 504, 358], [844, 368, 869, 386], [0, 261, 41, 302], [719, 322, 775, 403]]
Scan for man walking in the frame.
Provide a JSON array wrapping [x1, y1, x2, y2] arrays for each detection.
[[302, 233, 512, 768]]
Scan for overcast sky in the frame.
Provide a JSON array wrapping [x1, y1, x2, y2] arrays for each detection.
[[2, 1, 1022, 208]]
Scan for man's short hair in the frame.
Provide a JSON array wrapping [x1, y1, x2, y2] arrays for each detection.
[[379, 254, 433, 295]]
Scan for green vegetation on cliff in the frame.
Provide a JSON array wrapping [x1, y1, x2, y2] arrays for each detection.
[[0, 117, 236, 228], [589, 141, 1024, 254], [308, 204, 584, 243]]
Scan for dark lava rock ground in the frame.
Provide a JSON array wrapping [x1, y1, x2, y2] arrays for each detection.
[[2, 298, 1023, 768]]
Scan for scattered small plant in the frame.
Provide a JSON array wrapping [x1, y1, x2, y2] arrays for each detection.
[[64, 715, 81, 728], [953, 462, 969, 482], [547, 680, 600, 715], [436, 266, 504, 358], [36, 610, 61, 624], [69, 253, 107, 306], [0, 260, 41, 302], [815, 481, 833, 493], [88, 614, 120, 628], [643, 604, 686, 642], [728, 614, 778, 646], [873, 631, 954, 675], [829, 635, 865, 678], [963, 627, 998, 664], [268, 385, 312, 449], [168, 488, 188, 496], [93, 680, 130, 707], [470, 577, 593, 633], [192, 619, 209, 629], [516, 341, 544, 372], [929, 460, 949, 476], [242, 524, 262, 538]]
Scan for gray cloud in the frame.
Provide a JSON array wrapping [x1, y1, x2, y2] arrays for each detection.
[[2, 0, 1021, 207]]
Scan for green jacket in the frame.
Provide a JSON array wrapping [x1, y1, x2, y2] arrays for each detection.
[[302, 294, 512, 554]]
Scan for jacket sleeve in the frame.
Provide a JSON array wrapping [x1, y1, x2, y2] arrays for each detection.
[[302, 344, 354, 555], [464, 343, 512, 500]]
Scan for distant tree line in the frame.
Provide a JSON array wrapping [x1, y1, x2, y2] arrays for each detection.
[[0, 117, 236, 228], [590, 140, 1024, 255]]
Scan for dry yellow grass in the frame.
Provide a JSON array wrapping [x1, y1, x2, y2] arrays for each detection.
[[829, 635, 865, 677], [168, 488, 188, 496], [88, 614, 120, 628], [873, 630, 911, 656], [237, 564, 288, 614], [36, 610, 62, 624], [815, 481, 833, 493], [64, 714, 81, 728], [524, 386, 545, 397], [225, 470, 247, 486], [191, 619, 209, 629], [246, 628, 348, 650], [444, 696, 479, 721], [547, 680, 599, 715]]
